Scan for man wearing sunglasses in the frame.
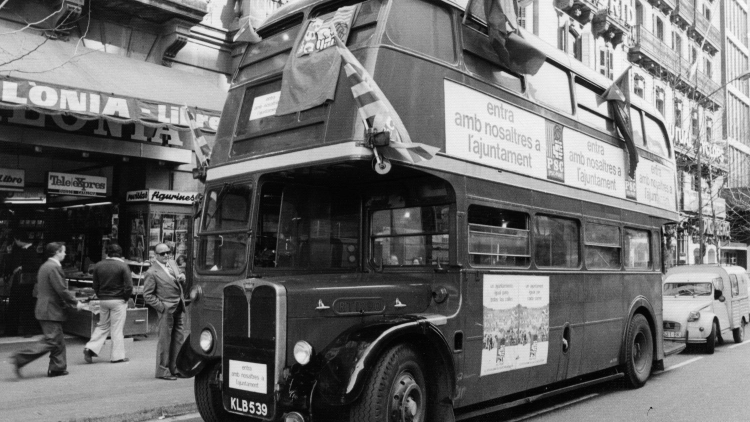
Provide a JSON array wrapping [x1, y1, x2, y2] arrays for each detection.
[[143, 243, 186, 380]]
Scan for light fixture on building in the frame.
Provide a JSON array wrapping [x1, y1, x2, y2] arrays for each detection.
[[122, 157, 130, 162], [34, 146, 42, 153], [158, 160, 165, 166], [82, 152, 90, 158]]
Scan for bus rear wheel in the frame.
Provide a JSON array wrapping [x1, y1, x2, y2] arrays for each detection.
[[350, 344, 426, 422], [623, 314, 653, 389], [195, 361, 243, 422]]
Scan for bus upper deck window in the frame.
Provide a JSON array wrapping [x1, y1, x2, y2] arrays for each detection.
[[468, 205, 530, 268], [584, 222, 621, 270], [385, 0, 455, 63], [526, 62, 572, 114], [575, 81, 613, 132], [630, 108, 644, 149], [644, 114, 669, 157]]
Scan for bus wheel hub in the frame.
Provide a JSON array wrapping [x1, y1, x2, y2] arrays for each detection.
[[391, 374, 422, 421]]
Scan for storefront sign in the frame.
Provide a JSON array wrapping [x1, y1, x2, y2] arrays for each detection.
[[2, 186, 46, 203], [47, 172, 107, 197], [0, 168, 24, 192], [126, 189, 198, 205], [0, 76, 220, 130]]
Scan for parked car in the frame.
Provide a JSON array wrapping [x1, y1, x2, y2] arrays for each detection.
[[662, 265, 750, 354]]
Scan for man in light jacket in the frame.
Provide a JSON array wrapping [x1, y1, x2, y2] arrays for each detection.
[[12, 242, 83, 377], [83, 244, 133, 364], [143, 243, 186, 380]]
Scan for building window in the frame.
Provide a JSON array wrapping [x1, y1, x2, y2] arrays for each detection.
[[636, 2, 643, 26], [634, 74, 645, 98], [691, 46, 698, 64], [600, 47, 613, 79], [703, 3, 711, 20], [519, 4, 527, 29], [706, 117, 713, 142], [655, 17, 664, 41], [692, 110, 699, 139], [672, 32, 682, 56], [704, 58, 712, 78], [674, 100, 682, 129], [655, 87, 665, 115]]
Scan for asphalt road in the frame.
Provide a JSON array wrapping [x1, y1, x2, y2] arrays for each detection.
[[153, 339, 750, 422]]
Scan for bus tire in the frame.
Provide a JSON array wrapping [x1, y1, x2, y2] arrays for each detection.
[[623, 314, 653, 389], [705, 321, 717, 354], [734, 320, 746, 343], [350, 344, 426, 422], [195, 361, 243, 422]]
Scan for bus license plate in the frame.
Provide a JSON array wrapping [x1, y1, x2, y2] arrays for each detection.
[[228, 396, 269, 417], [664, 331, 679, 338]]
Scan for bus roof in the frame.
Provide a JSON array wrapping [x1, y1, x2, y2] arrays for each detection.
[[258, 0, 665, 123]]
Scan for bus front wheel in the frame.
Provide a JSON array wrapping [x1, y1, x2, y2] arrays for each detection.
[[623, 314, 653, 389], [350, 344, 426, 422], [195, 361, 243, 422]]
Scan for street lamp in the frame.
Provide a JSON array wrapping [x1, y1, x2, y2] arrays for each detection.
[[695, 70, 750, 264]]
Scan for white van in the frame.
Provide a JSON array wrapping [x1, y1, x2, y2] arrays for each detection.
[[662, 265, 750, 353]]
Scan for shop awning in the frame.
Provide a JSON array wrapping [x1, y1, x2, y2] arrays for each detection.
[[0, 30, 226, 131]]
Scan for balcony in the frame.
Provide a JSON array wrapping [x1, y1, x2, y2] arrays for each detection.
[[591, 8, 630, 48], [629, 25, 680, 78], [93, 0, 208, 24], [646, 0, 676, 15], [692, 13, 721, 54], [554, 0, 603, 26], [695, 70, 724, 110], [673, 0, 694, 30]]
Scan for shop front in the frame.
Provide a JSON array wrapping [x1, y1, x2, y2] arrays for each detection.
[[0, 29, 225, 337]]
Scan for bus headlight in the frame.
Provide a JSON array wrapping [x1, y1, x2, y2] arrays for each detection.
[[293, 341, 313, 365], [189, 285, 203, 302], [687, 311, 700, 322], [199, 329, 214, 352]]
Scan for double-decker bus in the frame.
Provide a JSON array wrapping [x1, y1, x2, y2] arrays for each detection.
[[176, 1, 682, 421]]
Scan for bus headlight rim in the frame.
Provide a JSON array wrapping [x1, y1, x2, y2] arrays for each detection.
[[293, 340, 313, 366], [199, 329, 214, 352]]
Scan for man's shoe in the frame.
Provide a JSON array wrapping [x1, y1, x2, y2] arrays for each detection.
[[83, 348, 95, 364], [10, 357, 22, 379], [174, 373, 189, 379], [159, 375, 177, 381], [47, 370, 69, 377], [111, 358, 129, 363]]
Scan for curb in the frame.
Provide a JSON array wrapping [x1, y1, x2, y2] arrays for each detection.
[[69, 402, 197, 422]]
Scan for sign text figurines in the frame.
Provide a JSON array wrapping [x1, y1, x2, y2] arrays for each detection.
[[126, 189, 198, 205]]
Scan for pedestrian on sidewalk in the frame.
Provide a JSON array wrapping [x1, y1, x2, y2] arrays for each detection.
[[83, 243, 133, 364], [12, 242, 84, 378], [143, 243, 186, 381], [5, 231, 41, 337]]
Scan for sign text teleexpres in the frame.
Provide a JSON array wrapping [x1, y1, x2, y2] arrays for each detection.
[[48, 172, 107, 197]]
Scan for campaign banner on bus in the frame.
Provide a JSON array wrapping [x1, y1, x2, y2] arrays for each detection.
[[444, 80, 677, 213], [481, 275, 549, 376]]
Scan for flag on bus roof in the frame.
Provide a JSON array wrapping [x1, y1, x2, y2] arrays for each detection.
[[602, 66, 639, 178], [181, 106, 212, 168], [275, 5, 357, 116], [465, 0, 546, 75], [234, 15, 262, 44], [334, 36, 439, 164]]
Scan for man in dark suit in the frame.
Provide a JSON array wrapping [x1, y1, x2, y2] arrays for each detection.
[[83, 243, 133, 364], [143, 243, 186, 380], [5, 231, 41, 337], [12, 242, 83, 377]]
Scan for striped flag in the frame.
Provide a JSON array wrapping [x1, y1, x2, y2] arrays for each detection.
[[181, 106, 211, 167], [333, 36, 439, 163], [234, 15, 261, 44], [602, 66, 638, 178]]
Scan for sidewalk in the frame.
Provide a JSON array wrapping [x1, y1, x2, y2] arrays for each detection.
[[1, 334, 197, 422]]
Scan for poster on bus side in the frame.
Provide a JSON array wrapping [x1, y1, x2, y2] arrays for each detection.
[[481, 275, 549, 376]]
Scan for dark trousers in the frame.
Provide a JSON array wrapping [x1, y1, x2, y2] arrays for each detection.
[[154, 303, 186, 378], [13, 320, 67, 372], [6, 279, 37, 336]]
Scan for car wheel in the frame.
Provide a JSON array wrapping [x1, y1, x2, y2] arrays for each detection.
[[733, 320, 746, 344], [623, 314, 653, 389], [706, 321, 717, 354], [350, 344, 426, 422]]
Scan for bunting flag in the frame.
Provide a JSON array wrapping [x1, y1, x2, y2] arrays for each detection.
[[234, 15, 262, 44], [602, 66, 639, 178], [275, 5, 357, 115], [181, 106, 212, 168], [465, 0, 546, 75], [333, 36, 439, 164]]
